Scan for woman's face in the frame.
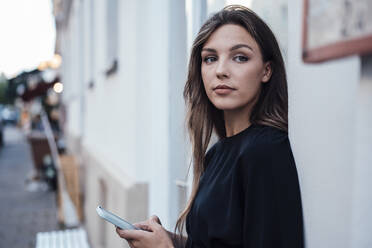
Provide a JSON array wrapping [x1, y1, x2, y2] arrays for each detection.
[[201, 24, 271, 112]]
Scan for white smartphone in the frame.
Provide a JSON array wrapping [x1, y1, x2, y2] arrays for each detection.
[[96, 206, 141, 230]]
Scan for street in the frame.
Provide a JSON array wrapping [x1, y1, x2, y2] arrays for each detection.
[[0, 126, 60, 248]]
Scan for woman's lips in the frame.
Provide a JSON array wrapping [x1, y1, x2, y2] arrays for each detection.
[[213, 84, 235, 95]]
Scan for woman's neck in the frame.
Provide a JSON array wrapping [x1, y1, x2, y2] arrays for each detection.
[[223, 106, 252, 137], [223, 89, 261, 137]]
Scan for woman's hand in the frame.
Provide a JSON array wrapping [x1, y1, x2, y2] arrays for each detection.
[[116, 215, 174, 248]]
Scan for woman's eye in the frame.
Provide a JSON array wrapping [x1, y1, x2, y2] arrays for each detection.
[[203, 56, 217, 63], [234, 55, 249, 62]]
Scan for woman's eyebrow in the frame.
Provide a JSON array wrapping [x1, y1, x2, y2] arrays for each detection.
[[230, 44, 253, 51], [201, 48, 216, 53], [201, 44, 253, 53]]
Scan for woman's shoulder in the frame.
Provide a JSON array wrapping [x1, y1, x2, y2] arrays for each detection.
[[250, 124, 288, 145], [239, 124, 290, 159], [237, 124, 294, 175], [205, 124, 289, 159]]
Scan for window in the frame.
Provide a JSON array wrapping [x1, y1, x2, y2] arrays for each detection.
[[105, 0, 119, 76]]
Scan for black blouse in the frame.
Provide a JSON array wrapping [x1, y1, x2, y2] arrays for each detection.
[[185, 124, 304, 248]]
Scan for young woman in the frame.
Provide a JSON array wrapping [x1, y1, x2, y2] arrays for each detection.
[[116, 5, 304, 248]]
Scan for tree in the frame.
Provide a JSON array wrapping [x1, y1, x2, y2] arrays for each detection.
[[0, 73, 8, 104]]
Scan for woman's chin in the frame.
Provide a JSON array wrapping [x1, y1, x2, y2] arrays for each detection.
[[211, 100, 252, 113], [212, 103, 241, 111]]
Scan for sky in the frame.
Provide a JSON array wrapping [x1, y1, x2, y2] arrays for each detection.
[[0, 0, 56, 78]]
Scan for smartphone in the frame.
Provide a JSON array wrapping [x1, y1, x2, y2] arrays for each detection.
[[96, 206, 140, 230]]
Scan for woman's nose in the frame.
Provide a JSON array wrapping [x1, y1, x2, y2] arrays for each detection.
[[216, 59, 230, 79]]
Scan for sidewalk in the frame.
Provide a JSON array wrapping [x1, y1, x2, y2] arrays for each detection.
[[0, 126, 60, 248]]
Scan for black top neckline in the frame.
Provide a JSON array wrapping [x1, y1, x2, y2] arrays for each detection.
[[221, 123, 257, 143]]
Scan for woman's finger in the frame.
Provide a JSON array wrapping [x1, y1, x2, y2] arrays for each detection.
[[116, 227, 144, 240], [149, 215, 162, 225], [134, 222, 152, 231], [148, 216, 163, 231], [131, 240, 140, 247], [128, 239, 139, 248], [128, 240, 135, 248], [133, 220, 148, 226]]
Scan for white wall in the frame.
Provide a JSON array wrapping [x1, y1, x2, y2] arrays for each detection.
[[133, 0, 172, 227], [250, 0, 288, 60], [61, 0, 189, 230], [168, 0, 188, 228], [131, 0, 188, 229], [61, 5, 81, 140], [82, 0, 138, 180], [351, 56, 372, 248], [288, 0, 360, 247]]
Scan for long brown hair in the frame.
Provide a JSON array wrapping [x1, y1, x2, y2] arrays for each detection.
[[175, 5, 288, 243]]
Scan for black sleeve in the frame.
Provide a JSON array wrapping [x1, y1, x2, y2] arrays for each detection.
[[237, 134, 304, 248]]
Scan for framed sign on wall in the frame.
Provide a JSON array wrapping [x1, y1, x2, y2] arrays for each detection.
[[302, 0, 372, 63]]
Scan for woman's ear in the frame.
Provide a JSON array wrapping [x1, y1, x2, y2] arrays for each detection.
[[262, 62, 272, 83]]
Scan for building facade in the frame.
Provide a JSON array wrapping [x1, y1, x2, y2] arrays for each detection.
[[53, 0, 372, 247], [288, 1, 372, 248]]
